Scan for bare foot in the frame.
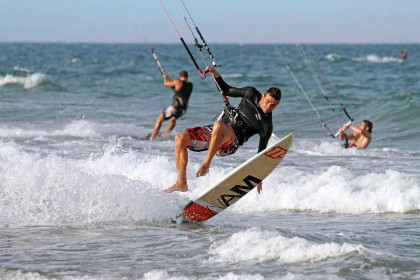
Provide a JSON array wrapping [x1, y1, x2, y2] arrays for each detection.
[[165, 181, 188, 193], [196, 163, 210, 177]]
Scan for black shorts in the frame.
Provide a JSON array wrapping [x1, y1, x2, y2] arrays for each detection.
[[162, 105, 183, 120]]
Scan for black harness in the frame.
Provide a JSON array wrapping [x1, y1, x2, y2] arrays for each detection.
[[342, 133, 349, 148]]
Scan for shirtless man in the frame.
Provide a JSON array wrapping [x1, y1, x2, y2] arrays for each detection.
[[339, 120, 373, 149], [149, 71, 193, 140], [165, 66, 281, 193]]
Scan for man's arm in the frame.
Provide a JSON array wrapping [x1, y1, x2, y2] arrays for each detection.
[[163, 75, 182, 90], [338, 123, 357, 140], [256, 137, 269, 194], [258, 137, 270, 154], [347, 125, 371, 138], [206, 66, 246, 98]]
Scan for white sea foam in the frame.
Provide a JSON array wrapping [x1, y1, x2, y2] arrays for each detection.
[[13, 66, 31, 73], [0, 269, 48, 280], [0, 124, 48, 138], [0, 141, 183, 226], [325, 53, 342, 61], [0, 120, 142, 139], [294, 140, 413, 158], [0, 73, 45, 89], [144, 270, 192, 280], [52, 120, 100, 138], [209, 228, 363, 264], [231, 165, 419, 214], [222, 73, 244, 78], [0, 268, 342, 280], [1, 129, 418, 227], [144, 270, 265, 280], [354, 55, 399, 63]]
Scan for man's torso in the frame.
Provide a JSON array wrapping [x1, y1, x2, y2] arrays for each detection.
[[172, 81, 193, 110], [223, 87, 272, 145]]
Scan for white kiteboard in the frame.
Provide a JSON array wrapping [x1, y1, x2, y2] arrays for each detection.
[[176, 132, 293, 223]]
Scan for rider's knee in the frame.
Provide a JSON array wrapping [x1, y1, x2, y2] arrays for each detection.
[[213, 121, 223, 131], [175, 131, 189, 147]]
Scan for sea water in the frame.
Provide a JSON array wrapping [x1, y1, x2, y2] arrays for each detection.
[[0, 43, 419, 279]]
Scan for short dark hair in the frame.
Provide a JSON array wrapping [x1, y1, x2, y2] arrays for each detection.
[[179, 70, 188, 78], [265, 87, 281, 101], [363, 120, 373, 133]]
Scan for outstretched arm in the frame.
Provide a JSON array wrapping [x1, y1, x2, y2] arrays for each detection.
[[206, 66, 246, 98]]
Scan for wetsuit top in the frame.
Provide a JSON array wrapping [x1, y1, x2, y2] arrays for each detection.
[[172, 81, 193, 111], [215, 76, 273, 153]]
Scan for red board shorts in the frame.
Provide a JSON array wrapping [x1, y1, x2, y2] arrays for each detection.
[[186, 125, 239, 157]]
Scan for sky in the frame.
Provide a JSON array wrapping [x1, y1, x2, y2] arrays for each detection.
[[1, 0, 419, 44]]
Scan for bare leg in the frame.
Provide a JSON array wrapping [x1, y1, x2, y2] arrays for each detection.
[[162, 116, 176, 136], [165, 131, 190, 193], [149, 113, 165, 140], [196, 121, 233, 177]]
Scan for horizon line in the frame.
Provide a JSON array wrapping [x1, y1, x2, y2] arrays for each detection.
[[0, 41, 418, 45]]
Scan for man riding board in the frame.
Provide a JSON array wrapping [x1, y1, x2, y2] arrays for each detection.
[[339, 120, 373, 149], [149, 70, 193, 140], [166, 66, 281, 193]]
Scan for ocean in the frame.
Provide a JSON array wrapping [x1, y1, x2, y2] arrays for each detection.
[[0, 43, 419, 280]]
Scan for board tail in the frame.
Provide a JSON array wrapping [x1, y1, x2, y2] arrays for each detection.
[[179, 201, 219, 223]]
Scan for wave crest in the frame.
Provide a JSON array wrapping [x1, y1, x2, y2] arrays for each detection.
[[0, 73, 45, 89]]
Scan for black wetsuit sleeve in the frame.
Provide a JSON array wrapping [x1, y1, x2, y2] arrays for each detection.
[[257, 124, 272, 153], [214, 76, 246, 98], [258, 137, 270, 153]]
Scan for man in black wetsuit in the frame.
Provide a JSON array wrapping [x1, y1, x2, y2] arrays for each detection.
[[149, 70, 193, 140], [165, 66, 281, 193]]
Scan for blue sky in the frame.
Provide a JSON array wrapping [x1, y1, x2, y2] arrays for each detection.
[[1, 0, 419, 43]]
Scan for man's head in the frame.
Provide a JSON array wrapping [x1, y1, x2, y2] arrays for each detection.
[[259, 87, 281, 114], [360, 120, 373, 133], [179, 70, 188, 80]]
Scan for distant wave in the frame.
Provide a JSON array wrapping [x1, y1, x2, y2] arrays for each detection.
[[0, 120, 151, 140], [223, 73, 245, 78], [325, 53, 344, 62], [0, 73, 45, 89], [0, 120, 99, 139], [323, 53, 401, 64], [353, 55, 400, 63]]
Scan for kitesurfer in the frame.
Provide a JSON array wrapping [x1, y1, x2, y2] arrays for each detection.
[[166, 66, 281, 193], [149, 70, 193, 140], [339, 120, 372, 149]]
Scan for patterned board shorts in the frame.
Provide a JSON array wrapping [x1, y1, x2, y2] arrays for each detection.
[[186, 125, 239, 157], [162, 105, 183, 120]]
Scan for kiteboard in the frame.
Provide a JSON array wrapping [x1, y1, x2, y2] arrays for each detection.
[[176, 132, 294, 224]]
